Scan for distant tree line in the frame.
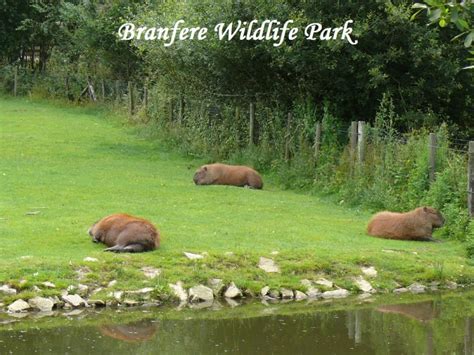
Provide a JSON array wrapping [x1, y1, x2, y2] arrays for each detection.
[[0, 0, 472, 134]]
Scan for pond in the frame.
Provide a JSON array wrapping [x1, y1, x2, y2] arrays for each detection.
[[1, 290, 473, 354]]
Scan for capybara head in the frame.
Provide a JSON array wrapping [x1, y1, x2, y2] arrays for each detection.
[[193, 165, 210, 185], [420, 206, 445, 228], [88, 221, 100, 243]]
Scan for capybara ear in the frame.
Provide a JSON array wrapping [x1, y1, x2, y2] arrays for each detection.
[[423, 206, 428, 212], [203, 166, 208, 171]]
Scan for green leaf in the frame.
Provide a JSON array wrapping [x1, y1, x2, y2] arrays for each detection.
[[439, 18, 447, 27], [429, 8, 442, 22], [456, 19, 469, 30], [412, 3, 428, 9], [451, 8, 458, 22], [410, 9, 423, 21], [464, 31, 474, 48]]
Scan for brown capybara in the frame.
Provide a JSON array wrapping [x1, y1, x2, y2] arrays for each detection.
[[193, 163, 263, 189], [88, 214, 160, 253], [367, 206, 444, 242]]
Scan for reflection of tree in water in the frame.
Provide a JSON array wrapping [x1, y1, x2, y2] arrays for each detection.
[[99, 320, 157, 343]]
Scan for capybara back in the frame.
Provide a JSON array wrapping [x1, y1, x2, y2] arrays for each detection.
[[367, 206, 444, 241], [88, 213, 160, 252], [193, 163, 263, 189]]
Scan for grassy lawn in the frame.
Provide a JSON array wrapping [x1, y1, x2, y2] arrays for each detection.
[[0, 96, 473, 302]]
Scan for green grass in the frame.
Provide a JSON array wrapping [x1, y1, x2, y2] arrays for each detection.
[[0, 96, 473, 302]]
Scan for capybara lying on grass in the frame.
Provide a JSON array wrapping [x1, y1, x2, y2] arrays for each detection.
[[193, 163, 263, 189], [88, 214, 160, 252], [367, 206, 444, 242]]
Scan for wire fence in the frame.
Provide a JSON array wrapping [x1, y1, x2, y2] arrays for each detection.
[[3, 65, 474, 217]]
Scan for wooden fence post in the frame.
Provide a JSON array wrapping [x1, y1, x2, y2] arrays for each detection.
[[128, 81, 134, 115], [285, 112, 292, 161], [235, 106, 240, 145], [350, 121, 358, 160], [65, 76, 69, 99], [115, 80, 120, 101], [13, 66, 18, 96], [429, 133, 437, 182], [314, 121, 321, 162], [357, 121, 366, 163], [249, 102, 255, 146], [169, 98, 174, 122], [143, 85, 148, 112], [468, 141, 474, 217], [101, 79, 105, 101], [178, 95, 184, 124]]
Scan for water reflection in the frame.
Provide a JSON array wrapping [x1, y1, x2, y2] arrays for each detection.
[[99, 320, 157, 343], [0, 293, 473, 354], [376, 301, 438, 323]]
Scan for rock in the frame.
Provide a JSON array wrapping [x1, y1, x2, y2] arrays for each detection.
[[8, 299, 30, 312], [270, 251, 279, 255], [61, 294, 87, 307], [321, 289, 350, 299], [306, 287, 321, 299], [353, 276, 374, 293], [0, 285, 17, 295], [280, 288, 294, 299], [225, 298, 241, 308], [75, 267, 91, 280], [123, 299, 139, 306], [63, 303, 72, 310], [260, 286, 270, 297], [208, 279, 224, 296], [188, 300, 213, 310], [91, 287, 103, 295], [268, 289, 281, 299], [60, 290, 68, 297], [28, 297, 54, 312], [169, 282, 188, 302], [107, 280, 117, 288], [112, 291, 123, 301], [224, 282, 242, 299], [361, 266, 378, 278], [32, 286, 41, 292], [294, 290, 308, 300], [408, 283, 426, 294], [445, 281, 457, 290], [77, 284, 89, 294], [125, 288, 154, 295], [358, 293, 373, 300], [67, 285, 76, 292], [83, 257, 98, 262], [41, 282, 56, 288], [315, 278, 333, 288], [141, 266, 161, 279], [184, 252, 204, 260], [189, 285, 214, 302], [300, 279, 313, 288], [393, 287, 408, 294], [258, 257, 280, 273], [88, 299, 105, 307]]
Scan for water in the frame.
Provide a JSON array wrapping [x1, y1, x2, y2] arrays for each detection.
[[1, 291, 473, 354]]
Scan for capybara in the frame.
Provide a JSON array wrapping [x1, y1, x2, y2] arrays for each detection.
[[367, 206, 445, 242], [193, 163, 263, 189], [88, 214, 160, 252]]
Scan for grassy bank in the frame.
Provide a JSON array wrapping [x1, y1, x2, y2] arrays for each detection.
[[0, 97, 473, 305]]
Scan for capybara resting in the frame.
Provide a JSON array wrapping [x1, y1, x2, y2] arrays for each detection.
[[193, 163, 263, 189], [367, 206, 444, 242], [88, 214, 160, 252]]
